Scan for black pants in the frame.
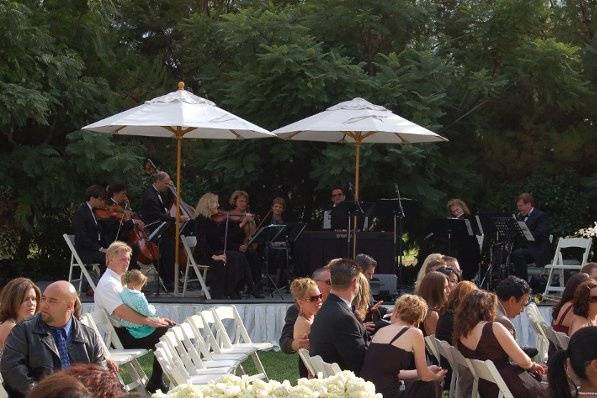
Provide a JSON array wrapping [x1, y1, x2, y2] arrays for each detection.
[[157, 234, 175, 286], [207, 251, 254, 299], [511, 247, 535, 281], [115, 326, 169, 387]]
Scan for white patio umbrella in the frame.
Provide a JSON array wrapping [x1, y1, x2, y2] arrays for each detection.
[[83, 82, 274, 293], [273, 97, 448, 256]]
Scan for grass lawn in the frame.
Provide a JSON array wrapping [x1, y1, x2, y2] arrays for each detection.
[[137, 350, 299, 385]]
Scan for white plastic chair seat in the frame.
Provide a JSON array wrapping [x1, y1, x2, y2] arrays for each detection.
[[231, 342, 274, 351], [109, 349, 149, 364]]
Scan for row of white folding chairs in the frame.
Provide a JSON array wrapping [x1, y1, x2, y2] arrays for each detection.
[[80, 312, 149, 391], [297, 348, 342, 379], [155, 305, 273, 388], [426, 335, 515, 398], [525, 303, 569, 353]]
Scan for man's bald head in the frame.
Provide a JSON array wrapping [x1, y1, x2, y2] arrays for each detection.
[[41, 281, 77, 327]]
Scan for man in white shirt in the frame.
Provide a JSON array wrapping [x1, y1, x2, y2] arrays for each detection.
[[95, 241, 175, 393]]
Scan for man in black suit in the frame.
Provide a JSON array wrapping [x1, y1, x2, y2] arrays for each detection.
[[309, 258, 367, 373], [72, 185, 107, 268], [511, 193, 551, 281], [140, 171, 180, 290]]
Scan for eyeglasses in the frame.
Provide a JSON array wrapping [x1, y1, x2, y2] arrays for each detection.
[[316, 279, 331, 286], [303, 294, 323, 302]]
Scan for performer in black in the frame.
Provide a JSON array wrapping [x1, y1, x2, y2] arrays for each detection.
[[510, 192, 551, 281], [329, 187, 349, 230], [72, 185, 107, 268], [140, 171, 179, 291], [194, 192, 259, 299], [446, 198, 481, 281]]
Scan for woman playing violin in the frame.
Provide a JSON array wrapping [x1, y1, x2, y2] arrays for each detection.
[[194, 193, 260, 299], [229, 190, 264, 295]]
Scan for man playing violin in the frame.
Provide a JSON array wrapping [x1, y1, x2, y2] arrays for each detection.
[[98, 183, 144, 269], [72, 185, 107, 269]]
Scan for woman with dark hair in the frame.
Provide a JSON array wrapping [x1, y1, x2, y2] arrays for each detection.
[[568, 279, 597, 337], [552, 273, 591, 334], [417, 271, 449, 336], [61, 363, 123, 398], [26, 374, 92, 398], [454, 290, 548, 397], [436, 266, 461, 295], [548, 326, 597, 398], [0, 278, 41, 354]]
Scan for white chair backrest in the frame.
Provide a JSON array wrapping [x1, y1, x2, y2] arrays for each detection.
[[80, 313, 113, 360], [425, 335, 441, 364], [188, 314, 220, 357], [552, 237, 592, 266], [95, 308, 126, 349], [171, 325, 208, 371], [309, 355, 326, 379], [468, 359, 514, 398], [155, 342, 188, 386], [297, 348, 316, 377], [447, 343, 476, 398], [200, 310, 229, 352], [63, 233, 97, 290], [211, 305, 253, 345]]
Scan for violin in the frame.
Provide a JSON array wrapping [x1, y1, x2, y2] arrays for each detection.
[[94, 202, 132, 221]]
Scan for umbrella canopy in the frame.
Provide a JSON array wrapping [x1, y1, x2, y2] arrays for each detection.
[[83, 82, 273, 294], [273, 97, 447, 256]]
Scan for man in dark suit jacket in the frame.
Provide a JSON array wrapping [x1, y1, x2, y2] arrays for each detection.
[[309, 259, 367, 373], [140, 171, 185, 290], [511, 193, 551, 281], [72, 185, 107, 267]]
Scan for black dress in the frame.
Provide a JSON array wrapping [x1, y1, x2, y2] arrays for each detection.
[[458, 322, 549, 398], [194, 215, 254, 299], [360, 327, 442, 398]]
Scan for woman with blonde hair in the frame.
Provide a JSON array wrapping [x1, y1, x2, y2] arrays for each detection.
[[290, 277, 322, 377], [360, 294, 445, 397], [353, 273, 371, 323], [194, 192, 257, 299], [414, 253, 445, 291], [0, 278, 41, 355]]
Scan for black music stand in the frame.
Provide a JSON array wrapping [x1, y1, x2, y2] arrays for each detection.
[[430, 218, 475, 257], [248, 224, 286, 298]]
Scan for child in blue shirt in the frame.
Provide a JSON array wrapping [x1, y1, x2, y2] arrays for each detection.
[[119, 270, 157, 338]]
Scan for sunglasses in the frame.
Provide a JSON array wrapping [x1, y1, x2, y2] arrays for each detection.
[[303, 294, 323, 302]]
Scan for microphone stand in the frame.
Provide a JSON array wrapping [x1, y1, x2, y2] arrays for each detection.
[[394, 184, 405, 294]]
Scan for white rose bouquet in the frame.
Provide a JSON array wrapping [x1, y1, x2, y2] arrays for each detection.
[[152, 371, 382, 398]]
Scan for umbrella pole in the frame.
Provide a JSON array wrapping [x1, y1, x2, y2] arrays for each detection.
[[174, 129, 182, 295], [352, 139, 362, 258]]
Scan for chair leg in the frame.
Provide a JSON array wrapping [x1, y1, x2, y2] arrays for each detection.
[[543, 268, 554, 296], [250, 352, 268, 381], [182, 265, 190, 296]]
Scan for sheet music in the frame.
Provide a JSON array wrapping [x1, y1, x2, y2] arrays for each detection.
[[517, 221, 535, 241]]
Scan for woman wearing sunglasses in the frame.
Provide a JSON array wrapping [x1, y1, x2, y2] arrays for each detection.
[[569, 279, 597, 337], [290, 277, 323, 377]]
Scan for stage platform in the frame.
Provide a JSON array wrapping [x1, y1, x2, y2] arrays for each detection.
[[82, 293, 553, 350]]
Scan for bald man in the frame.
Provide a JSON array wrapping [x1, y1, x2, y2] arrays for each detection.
[[0, 281, 105, 397]]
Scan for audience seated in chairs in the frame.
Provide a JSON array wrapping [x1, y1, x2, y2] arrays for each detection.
[[309, 259, 367, 373], [279, 266, 331, 357], [548, 326, 597, 398], [1, 281, 106, 398], [355, 253, 389, 335], [416, 271, 449, 336], [414, 253, 445, 292], [94, 241, 175, 393], [0, 278, 40, 355], [454, 290, 549, 398], [436, 266, 461, 294], [360, 294, 445, 398], [290, 278, 323, 378], [568, 279, 597, 337]]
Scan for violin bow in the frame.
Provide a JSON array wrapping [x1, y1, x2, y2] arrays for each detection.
[[222, 213, 229, 266]]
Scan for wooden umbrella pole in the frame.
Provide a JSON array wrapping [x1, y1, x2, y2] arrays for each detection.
[[174, 128, 182, 295]]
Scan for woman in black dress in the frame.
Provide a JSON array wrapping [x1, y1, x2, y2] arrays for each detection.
[[360, 294, 445, 397], [194, 192, 256, 299], [454, 290, 549, 398]]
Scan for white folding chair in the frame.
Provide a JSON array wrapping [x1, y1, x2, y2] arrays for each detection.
[[80, 313, 148, 391], [180, 235, 211, 298], [425, 335, 441, 364], [63, 233, 99, 293], [203, 308, 271, 381], [430, 337, 457, 398], [525, 303, 550, 362], [467, 358, 514, 398], [185, 315, 248, 363], [297, 348, 316, 378], [542, 323, 570, 351], [154, 342, 223, 387], [447, 344, 476, 398], [544, 237, 592, 297]]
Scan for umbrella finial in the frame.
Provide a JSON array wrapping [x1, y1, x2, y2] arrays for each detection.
[[177, 81, 185, 91]]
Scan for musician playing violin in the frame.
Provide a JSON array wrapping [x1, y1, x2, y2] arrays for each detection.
[[194, 193, 259, 299], [72, 185, 107, 269], [229, 190, 264, 295], [97, 183, 144, 269]]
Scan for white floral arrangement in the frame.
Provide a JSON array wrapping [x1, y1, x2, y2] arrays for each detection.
[[575, 222, 597, 238], [152, 371, 382, 398]]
